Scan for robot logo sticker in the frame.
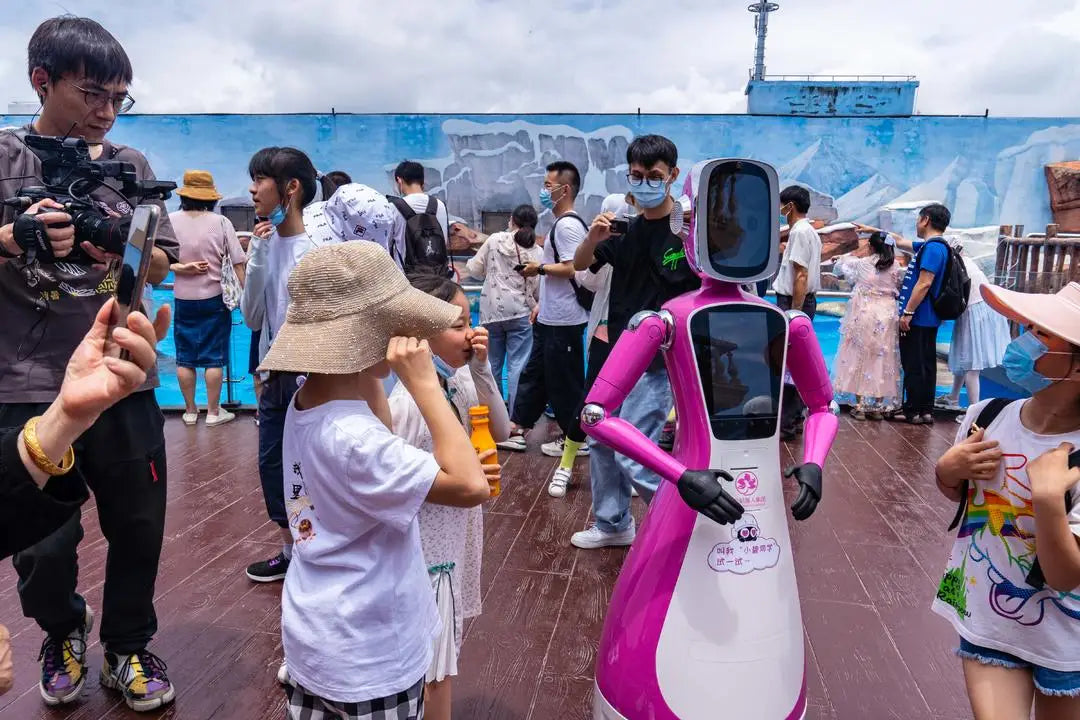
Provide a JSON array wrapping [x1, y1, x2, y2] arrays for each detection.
[[707, 515, 781, 575], [733, 469, 767, 509]]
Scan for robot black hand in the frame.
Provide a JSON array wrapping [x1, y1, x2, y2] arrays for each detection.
[[676, 470, 745, 525], [783, 463, 823, 521]]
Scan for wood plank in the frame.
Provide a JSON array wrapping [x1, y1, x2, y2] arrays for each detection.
[[503, 457, 592, 575]]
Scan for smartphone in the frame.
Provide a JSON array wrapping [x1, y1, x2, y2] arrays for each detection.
[[110, 205, 159, 359], [514, 263, 526, 272], [609, 218, 629, 235]]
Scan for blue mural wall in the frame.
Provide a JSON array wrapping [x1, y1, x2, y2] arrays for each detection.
[[2, 112, 1078, 409], [745, 79, 919, 117]]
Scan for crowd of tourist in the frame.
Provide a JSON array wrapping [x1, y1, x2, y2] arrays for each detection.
[[0, 13, 1079, 720]]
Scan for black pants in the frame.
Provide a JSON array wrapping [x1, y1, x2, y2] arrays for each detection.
[[900, 325, 939, 416], [775, 293, 818, 434], [585, 336, 612, 392], [1, 391, 167, 654], [259, 372, 303, 528], [512, 322, 587, 443]]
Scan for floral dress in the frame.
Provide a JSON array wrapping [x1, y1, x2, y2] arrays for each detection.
[[831, 254, 905, 408], [387, 357, 509, 681]]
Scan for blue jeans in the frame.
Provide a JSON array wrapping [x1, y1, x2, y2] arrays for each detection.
[[485, 315, 533, 412], [259, 372, 302, 528], [958, 637, 1080, 697], [589, 368, 673, 533]]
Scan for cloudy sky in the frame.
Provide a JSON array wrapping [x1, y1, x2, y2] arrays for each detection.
[[2, 0, 1079, 116]]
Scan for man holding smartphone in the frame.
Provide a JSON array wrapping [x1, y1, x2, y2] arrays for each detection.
[[0, 16, 179, 712]]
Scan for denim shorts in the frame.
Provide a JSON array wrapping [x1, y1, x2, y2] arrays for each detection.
[[958, 638, 1080, 697]]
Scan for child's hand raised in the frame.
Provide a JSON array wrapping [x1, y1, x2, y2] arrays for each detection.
[[469, 326, 489, 365], [937, 427, 1003, 491], [387, 337, 439, 393], [1030, 443, 1080, 506]]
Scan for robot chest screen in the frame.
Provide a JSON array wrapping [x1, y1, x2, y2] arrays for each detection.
[[688, 303, 788, 442]]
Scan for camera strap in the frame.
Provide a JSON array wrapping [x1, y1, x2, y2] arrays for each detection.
[[12, 214, 53, 264]]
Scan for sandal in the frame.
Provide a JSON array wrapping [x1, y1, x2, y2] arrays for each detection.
[[866, 410, 883, 421], [850, 407, 867, 421]]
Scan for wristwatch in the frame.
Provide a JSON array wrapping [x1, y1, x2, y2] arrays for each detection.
[[537, 264, 547, 276]]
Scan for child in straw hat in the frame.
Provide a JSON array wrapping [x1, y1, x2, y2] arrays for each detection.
[[934, 281, 1080, 717], [258, 241, 489, 720]]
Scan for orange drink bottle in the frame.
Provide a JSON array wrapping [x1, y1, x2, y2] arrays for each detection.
[[469, 406, 500, 497]]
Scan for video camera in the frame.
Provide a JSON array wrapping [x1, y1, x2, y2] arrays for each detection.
[[2, 133, 176, 265]]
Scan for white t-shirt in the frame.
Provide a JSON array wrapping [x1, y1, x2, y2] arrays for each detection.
[[403, 193, 450, 243], [539, 213, 589, 326], [264, 231, 312, 341], [962, 255, 989, 307], [280, 397, 441, 702], [932, 399, 1080, 671], [772, 219, 822, 296]]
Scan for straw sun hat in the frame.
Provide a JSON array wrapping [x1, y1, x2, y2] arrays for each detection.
[[981, 281, 1080, 347], [175, 170, 222, 201], [257, 241, 461, 375]]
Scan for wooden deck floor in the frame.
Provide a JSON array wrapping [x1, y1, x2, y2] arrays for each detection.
[[0, 412, 973, 719]]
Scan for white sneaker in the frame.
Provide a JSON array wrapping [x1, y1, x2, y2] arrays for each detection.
[[631, 486, 639, 498], [181, 411, 199, 426], [571, 521, 636, 550], [205, 410, 236, 427], [541, 436, 590, 458], [497, 429, 527, 452], [548, 467, 572, 498], [276, 662, 290, 686]]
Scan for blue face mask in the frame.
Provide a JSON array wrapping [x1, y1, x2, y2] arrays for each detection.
[[779, 214, 789, 226], [1003, 331, 1054, 393], [433, 354, 457, 380], [267, 203, 287, 227], [630, 180, 670, 209], [539, 187, 557, 210]]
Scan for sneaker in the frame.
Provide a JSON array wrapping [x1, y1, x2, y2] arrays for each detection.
[[541, 436, 590, 459], [497, 428, 527, 452], [935, 395, 962, 412], [631, 486, 639, 498], [548, 467, 572, 498], [246, 552, 290, 582], [544, 405, 556, 419], [181, 411, 199, 426], [38, 605, 93, 706], [101, 649, 175, 712], [276, 662, 290, 686], [571, 521, 636, 550], [205, 409, 236, 427]]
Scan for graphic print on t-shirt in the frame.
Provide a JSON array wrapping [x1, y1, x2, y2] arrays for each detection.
[[286, 461, 318, 543], [936, 450, 1080, 627]]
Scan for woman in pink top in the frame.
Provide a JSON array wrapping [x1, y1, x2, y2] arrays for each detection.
[[169, 171, 246, 427]]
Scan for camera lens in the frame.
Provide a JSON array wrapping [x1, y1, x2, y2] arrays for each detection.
[[73, 210, 130, 256]]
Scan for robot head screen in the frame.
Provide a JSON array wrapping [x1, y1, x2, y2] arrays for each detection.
[[682, 158, 781, 285]]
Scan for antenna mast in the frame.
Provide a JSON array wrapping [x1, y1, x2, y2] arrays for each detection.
[[748, 2, 780, 81]]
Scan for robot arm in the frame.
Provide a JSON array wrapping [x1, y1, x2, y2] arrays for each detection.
[[783, 311, 840, 520], [583, 311, 745, 525]]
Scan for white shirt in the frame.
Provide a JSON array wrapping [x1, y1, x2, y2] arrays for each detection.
[[539, 213, 589, 326], [962, 255, 989, 307], [280, 398, 441, 702], [403, 193, 450, 243], [240, 229, 323, 365], [772, 219, 822, 297], [932, 400, 1080, 671]]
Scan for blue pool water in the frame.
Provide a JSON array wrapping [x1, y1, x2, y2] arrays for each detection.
[[151, 291, 956, 410]]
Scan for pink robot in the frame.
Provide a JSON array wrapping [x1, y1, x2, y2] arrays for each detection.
[[581, 158, 839, 719]]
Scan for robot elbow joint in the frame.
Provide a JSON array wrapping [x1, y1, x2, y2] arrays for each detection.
[[581, 403, 607, 427]]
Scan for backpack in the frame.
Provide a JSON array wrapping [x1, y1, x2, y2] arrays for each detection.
[[387, 195, 450, 276], [947, 399, 1078, 590], [550, 214, 593, 311], [917, 238, 970, 321]]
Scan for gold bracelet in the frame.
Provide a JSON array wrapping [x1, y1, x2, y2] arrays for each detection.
[[21, 416, 75, 476]]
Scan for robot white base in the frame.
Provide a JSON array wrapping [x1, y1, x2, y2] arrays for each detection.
[[592, 680, 807, 720]]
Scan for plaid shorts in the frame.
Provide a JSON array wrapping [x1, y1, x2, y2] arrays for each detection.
[[285, 676, 425, 719]]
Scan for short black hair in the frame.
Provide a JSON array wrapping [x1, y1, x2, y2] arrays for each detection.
[[179, 197, 217, 212], [919, 203, 951, 232], [407, 271, 464, 305], [325, 170, 352, 188], [626, 134, 678, 170], [780, 185, 811, 214], [394, 161, 425, 187], [28, 16, 132, 97], [546, 161, 580, 199]]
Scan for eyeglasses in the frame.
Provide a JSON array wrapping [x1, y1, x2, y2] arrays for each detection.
[[65, 79, 135, 114], [626, 174, 667, 189]]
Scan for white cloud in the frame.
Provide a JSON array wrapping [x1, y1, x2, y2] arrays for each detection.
[[1, 0, 1078, 116]]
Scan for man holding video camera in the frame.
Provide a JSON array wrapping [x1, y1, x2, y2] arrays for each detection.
[[0, 16, 179, 712]]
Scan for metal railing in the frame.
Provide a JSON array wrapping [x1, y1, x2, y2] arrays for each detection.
[[751, 73, 917, 82]]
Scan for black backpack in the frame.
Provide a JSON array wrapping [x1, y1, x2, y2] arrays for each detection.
[[947, 399, 1077, 590], [387, 195, 450, 276], [918, 238, 970, 321], [550, 214, 594, 311]]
